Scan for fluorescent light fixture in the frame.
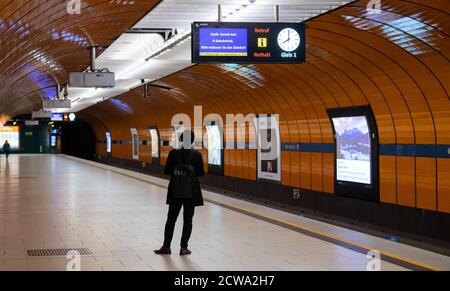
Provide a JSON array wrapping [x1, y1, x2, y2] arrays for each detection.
[[145, 30, 191, 61]]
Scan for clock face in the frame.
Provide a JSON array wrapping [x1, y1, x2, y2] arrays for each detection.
[[277, 28, 301, 52]]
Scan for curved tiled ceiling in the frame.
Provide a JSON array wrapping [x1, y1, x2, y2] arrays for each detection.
[[80, 0, 450, 212], [0, 0, 159, 122], [65, 0, 354, 113], [82, 0, 450, 144]]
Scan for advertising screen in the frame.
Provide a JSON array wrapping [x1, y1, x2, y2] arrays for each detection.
[[206, 124, 222, 166], [50, 136, 57, 147], [130, 128, 139, 160], [0, 126, 20, 150], [150, 129, 159, 158], [192, 22, 305, 64], [171, 125, 185, 149], [106, 132, 112, 153], [332, 116, 371, 184]]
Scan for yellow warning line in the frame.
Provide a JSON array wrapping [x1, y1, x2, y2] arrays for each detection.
[[206, 197, 443, 271]]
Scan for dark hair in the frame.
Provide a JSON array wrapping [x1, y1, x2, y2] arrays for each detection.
[[179, 129, 195, 145]]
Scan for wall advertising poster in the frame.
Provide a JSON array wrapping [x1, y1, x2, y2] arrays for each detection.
[[130, 128, 139, 160], [50, 136, 57, 147], [171, 125, 185, 149], [206, 124, 222, 166], [150, 129, 159, 158], [332, 116, 371, 184], [106, 132, 112, 153], [253, 115, 281, 182], [0, 126, 20, 150]]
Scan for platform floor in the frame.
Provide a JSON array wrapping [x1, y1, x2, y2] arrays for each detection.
[[0, 155, 448, 271]]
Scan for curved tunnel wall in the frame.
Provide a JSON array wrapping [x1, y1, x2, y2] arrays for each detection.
[[80, 0, 450, 214], [0, 0, 159, 119]]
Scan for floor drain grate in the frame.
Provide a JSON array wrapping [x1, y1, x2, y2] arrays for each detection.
[[27, 248, 92, 257]]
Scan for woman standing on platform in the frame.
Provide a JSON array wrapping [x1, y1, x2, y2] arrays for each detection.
[[155, 129, 205, 256]]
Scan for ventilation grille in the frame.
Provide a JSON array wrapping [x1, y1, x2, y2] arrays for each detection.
[[27, 248, 92, 257]]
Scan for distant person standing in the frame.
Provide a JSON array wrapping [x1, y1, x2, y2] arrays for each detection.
[[3, 140, 11, 159], [155, 129, 205, 256]]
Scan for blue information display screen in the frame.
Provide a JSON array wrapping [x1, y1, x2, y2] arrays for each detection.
[[51, 113, 64, 121], [0, 126, 19, 150], [192, 22, 305, 64], [199, 28, 248, 57]]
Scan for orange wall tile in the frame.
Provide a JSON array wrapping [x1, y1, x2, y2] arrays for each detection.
[[437, 159, 450, 213], [397, 157, 416, 207], [416, 158, 437, 211], [379, 156, 397, 205]]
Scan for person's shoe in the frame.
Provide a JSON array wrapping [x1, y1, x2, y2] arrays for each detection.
[[180, 248, 192, 256], [154, 247, 171, 255]]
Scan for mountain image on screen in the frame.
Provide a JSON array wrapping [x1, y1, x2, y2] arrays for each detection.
[[333, 117, 370, 162]]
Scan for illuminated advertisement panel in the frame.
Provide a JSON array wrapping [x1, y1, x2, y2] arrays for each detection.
[[130, 128, 139, 160], [206, 124, 222, 166], [332, 116, 371, 184], [328, 106, 379, 202], [106, 132, 112, 153], [192, 22, 305, 64], [171, 125, 185, 149], [0, 126, 20, 150], [150, 129, 159, 158], [51, 113, 64, 121], [252, 115, 281, 182], [50, 136, 57, 147]]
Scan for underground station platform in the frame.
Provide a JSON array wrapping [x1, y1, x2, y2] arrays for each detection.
[[0, 0, 449, 285]]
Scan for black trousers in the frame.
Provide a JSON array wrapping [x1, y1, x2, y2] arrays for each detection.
[[163, 199, 195, 249]]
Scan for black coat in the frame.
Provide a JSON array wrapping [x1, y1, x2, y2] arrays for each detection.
[[3, 143, 11, 152], [165, 149, 205, 206]]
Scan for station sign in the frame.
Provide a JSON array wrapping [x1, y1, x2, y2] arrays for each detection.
[[51, 113, 64, 121], [51, 113, 76, 122], [192, 22, 306, 64]]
